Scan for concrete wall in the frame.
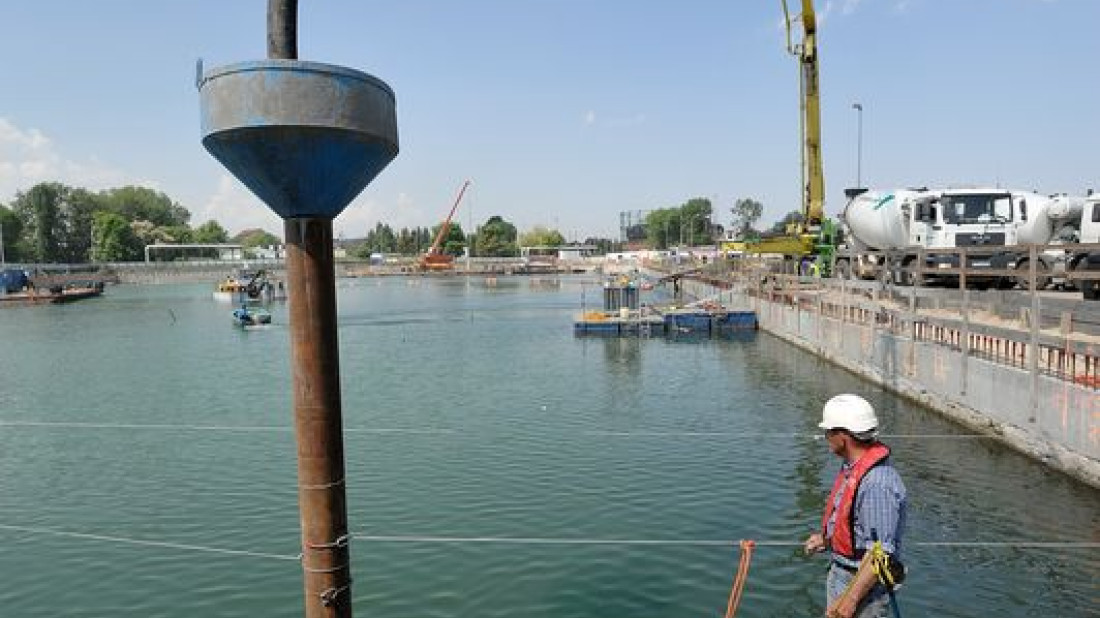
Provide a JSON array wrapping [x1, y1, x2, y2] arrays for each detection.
[[751, 296, 1100, 487], [694, 280, 1100, 487]]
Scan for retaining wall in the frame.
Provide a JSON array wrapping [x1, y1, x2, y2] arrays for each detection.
[[680, 277, 1100, 488]]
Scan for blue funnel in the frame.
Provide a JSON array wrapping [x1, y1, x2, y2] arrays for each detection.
[[199, 60, 398, 219]]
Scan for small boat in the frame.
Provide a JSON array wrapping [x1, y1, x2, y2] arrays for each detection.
[[214, 270, 280, 303], [232, 305, 272, 327]]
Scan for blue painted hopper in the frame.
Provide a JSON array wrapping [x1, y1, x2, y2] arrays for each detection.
[[198, 60, 399, 219]]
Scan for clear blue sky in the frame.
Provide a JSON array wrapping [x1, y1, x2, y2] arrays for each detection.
[[1, 0, 1096, 241]]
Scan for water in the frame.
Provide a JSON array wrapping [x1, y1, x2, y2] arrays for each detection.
[[0, 277, 1096, 617]]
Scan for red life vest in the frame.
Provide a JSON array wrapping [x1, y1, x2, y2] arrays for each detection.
[[821, 442, 891, 559]]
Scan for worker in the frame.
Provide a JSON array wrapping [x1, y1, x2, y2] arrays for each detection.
[[804, 394, 907, 618]]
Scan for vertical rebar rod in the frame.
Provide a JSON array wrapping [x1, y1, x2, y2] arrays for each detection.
[[285, 218, 353, 618], [268, 0, 299, 60]]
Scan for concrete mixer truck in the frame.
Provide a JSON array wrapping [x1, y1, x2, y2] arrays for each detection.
[[836, 187, 1085, 289], [1070, 193, 1100, 299]]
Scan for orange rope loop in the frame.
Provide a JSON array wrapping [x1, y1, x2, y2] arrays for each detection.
[[723, 539, 755, 618]]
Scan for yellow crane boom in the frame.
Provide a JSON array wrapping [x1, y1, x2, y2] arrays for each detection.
[[783, 0, 824, 229]]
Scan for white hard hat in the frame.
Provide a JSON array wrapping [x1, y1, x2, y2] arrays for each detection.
[[819, 394, 878, 433]]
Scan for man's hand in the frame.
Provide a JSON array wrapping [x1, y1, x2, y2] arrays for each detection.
[[825, 597, 857, 618], [804, 532, 825, 555]]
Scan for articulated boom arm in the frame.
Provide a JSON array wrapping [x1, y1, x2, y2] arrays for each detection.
[[783, 0, 825, 229], [427, 180, 471, 256]]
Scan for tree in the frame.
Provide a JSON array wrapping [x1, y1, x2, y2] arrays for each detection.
[[12, 183, 62, 263], [0, 205, 23, 262], [364, 222, 397, 254], [477, 215, 518, 257], [234, 228, 281, 249], [435, 222, 466, 257], [730, 198, 764, 240], [93, 211, 141, 262], [679, 197, 713, 246], [193, 220, 230, 244], [645, 208, 680, 249], [519, 225, 565, 248], [394, 227, 418, 255], [99, 186, 190, 228]]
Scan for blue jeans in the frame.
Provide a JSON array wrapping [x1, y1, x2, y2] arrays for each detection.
[[826, 563, 893, 618]]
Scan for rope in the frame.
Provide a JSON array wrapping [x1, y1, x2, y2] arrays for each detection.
[[723, 540, 755, 618], [352, 534, 1100, 549], [0, 523, 299, 561], [0, 420, 455, 435]]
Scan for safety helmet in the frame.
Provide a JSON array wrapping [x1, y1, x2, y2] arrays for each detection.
[[819, 394, 878, 433]]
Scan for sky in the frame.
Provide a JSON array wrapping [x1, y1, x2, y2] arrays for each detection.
[[1, 0, 1097, 241]]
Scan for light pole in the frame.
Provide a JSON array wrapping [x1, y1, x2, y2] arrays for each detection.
[[852, 102, 863, 188], [0, 220, 5, 266]]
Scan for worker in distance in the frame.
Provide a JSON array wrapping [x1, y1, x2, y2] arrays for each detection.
[[804, 394, 908, 618]]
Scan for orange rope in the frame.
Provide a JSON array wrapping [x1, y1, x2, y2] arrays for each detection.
[[723, 539, 755, 618]]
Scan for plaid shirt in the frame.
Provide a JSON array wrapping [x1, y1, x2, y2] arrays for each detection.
[[825, 457, 907, 568]]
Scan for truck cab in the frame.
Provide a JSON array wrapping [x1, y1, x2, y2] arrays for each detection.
[[1075, 195, 1100, 299]]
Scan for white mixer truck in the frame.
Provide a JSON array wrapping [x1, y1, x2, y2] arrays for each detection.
[[1070, 193, 1100, 299], [837, 187, 1084, 289]]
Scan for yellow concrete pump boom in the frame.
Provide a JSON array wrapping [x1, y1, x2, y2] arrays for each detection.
[[782, 0, 824, 229]]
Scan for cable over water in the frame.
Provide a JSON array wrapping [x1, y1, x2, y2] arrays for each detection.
[[2, 524, 1095, 566], [0, 420, 991, 440]]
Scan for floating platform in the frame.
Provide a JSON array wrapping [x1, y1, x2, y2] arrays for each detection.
[[574, 310, 757, 337], [0, 285, 104, 306]]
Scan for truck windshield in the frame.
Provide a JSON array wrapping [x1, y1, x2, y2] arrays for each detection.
[[941, 194, 1013, 224]]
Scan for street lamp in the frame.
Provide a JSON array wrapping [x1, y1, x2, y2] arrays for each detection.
[[852, 102, 863, 188]]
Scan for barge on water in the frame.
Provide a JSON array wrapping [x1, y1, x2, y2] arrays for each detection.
[[0, 269, 104, 306], [574, 308, 758, 336], [575, 275, 757, 336]]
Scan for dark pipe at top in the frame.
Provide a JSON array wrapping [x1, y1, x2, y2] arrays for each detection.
[[268, 0, 298, 60]]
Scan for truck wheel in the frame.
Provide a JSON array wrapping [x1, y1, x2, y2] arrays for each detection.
[[1083, 279, 1100, 300], [1078, 261, 1100, 300], [1015, 259, 1050, 291]]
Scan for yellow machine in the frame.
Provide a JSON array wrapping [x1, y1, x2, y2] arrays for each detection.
[[738, 0, 832, 263]]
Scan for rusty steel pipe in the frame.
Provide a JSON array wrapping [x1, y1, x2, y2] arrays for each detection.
[[285, 217, 353, 618], [268, 0, 299, 59]]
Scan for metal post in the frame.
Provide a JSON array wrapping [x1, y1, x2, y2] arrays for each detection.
[[285, 217, 353, 618], [959, 247, 969, 396], [1029, 244, 1039, 422], [268, 0, 298, 59], [269, 3, 349, 617], [852, 102, 863, 188], [0, 220, 5, 266]]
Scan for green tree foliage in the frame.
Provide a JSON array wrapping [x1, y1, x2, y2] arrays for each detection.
[[476, 215, 518, 257], [519, 225, 565, 248], [11, 183, 64, 262], [0, 205, 24, 262], [437, 222, 466, 257], [99, 186, 190, 228], [364, 222, 397, 254], [234, 228, 280, 248], [730, 198, 764, 240], [679, 197, 713, 246], [92, 211, 141, 262], [192, 220, 230, 244], [645, 208, 680, 249], [643, 197, 714, 249]]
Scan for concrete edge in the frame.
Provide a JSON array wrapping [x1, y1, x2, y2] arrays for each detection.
[[758, 313, 1100, 490]]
